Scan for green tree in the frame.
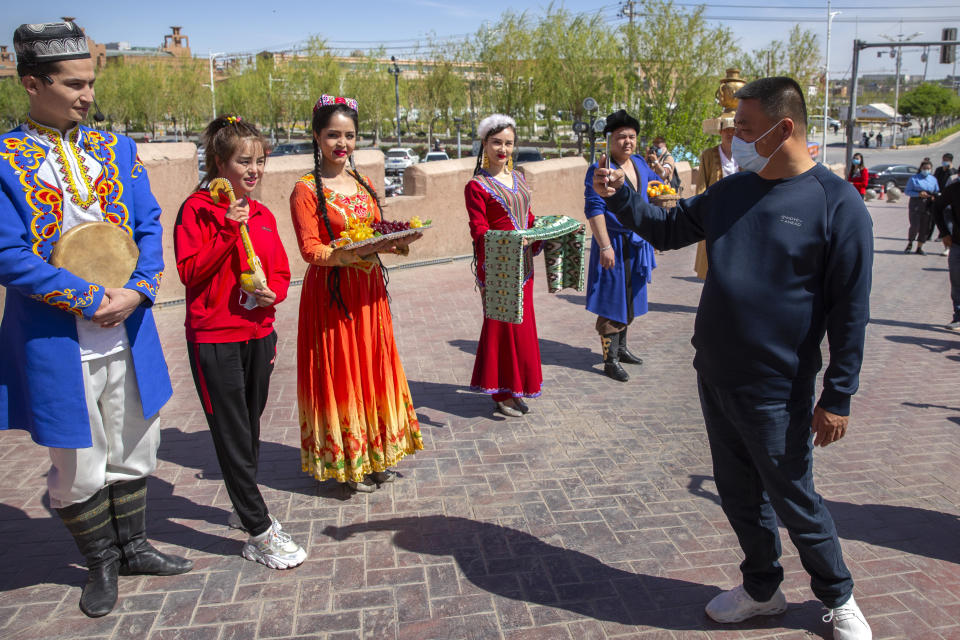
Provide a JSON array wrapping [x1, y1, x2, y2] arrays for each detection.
[[343, 48, 396, 145], [739, 25, 822, 98], [899, 82, 959, 130], [628, 0, 740, 157], [467, 11, 536, 123], [0, 77, 28, 130], [533, 4, 620, 142], [411, 38, 467, 147]]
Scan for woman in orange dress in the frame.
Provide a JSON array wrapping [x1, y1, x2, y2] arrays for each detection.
[[289, 95, 422, 494]]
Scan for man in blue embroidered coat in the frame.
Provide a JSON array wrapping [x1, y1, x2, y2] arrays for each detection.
[[0, 21, 191, 618]]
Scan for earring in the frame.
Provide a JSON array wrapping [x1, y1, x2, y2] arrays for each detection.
[[507, 156, 514, 172], [482, 152, 490, 169]]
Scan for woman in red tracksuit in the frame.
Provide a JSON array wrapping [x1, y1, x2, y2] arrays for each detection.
[[174, 115, 305, 570]]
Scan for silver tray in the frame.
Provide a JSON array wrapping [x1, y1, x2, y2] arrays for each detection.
[[334, 224, 431, 251]]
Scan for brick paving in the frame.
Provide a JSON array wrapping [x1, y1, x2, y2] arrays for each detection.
[[1, 199, 959, 639]]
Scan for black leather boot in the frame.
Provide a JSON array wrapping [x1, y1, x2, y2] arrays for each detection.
[[111, 479, 193, 576], [601, 332, 629, 382], [617, 328, 643, 365], [56, 487, 120, 617]]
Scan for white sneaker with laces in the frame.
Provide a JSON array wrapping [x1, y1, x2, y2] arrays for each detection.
[[228, 510, 280, 533], [823, 595, 872, 640], [241, 519, 306, 569], [705, 585, 788, 623]]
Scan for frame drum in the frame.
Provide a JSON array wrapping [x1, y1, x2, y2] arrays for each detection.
[[49, 222, 139, 288]]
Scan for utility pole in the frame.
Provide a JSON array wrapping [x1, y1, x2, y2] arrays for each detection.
[[389, 56, 402, 147], [207, 51, 224, 121], [821, 2, 840, 164], [880, 29, 921, 148], [620, 0, 637, 108]]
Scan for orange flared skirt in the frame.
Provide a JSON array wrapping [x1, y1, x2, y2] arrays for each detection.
[[297, 261, 422, 483]]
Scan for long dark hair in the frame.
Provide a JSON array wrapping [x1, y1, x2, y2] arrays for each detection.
[[311, 103, 387, 318], [848, 153, 864, 179], [198, 115, 269, 189], [472, 123, 517, 176]]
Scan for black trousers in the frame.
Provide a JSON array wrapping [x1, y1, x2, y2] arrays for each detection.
[[187, 332, 277, 537]]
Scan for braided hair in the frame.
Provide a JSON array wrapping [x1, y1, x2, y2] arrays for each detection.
[[311, 103, 389, 319]]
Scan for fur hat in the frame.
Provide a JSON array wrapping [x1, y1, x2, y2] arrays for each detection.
[[477, 114, 516, 141], [603, 109, 640, 136]]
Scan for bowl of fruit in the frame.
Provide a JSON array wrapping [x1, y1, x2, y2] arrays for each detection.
[[647, 181, 679, 207], [333, 216, 432, 250]]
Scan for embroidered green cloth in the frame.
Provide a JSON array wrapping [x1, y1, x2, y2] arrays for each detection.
[[483, 215, 585, 323]]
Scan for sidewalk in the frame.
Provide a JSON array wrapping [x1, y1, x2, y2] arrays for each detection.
[[0, 200, 958, 640]]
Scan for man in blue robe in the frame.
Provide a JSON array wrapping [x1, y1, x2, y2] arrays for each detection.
[[583, 110, 657, 381]]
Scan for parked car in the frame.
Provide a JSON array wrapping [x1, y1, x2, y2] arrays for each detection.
[[385, 177, 403, 197], [515, 147, 544, 165], [384, 148, 419, 174], [425, 151, 450, 162], [271, 141, 312, 156], [868, 163, 919, 191]]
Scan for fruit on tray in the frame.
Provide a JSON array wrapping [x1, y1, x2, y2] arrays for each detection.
[[339, 218, 375, 243]]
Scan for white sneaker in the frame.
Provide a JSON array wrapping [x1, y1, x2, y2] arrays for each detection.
[[823, 595, 872, 640], [241, 520, 306, 569], [705, 585, 788, 623], [228, 510, 280, 533]]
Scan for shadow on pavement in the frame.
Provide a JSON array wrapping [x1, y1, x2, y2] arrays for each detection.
[[869, 316, 955, 333], [158, 427, 318, 498], [448, 338, 599, 375], [884, 334, 960, 354], [0, 476, 235, 593], [687, 475, 960, 566], [321, 515, 828, 636]]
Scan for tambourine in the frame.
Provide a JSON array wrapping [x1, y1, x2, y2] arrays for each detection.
[[50, 221, 139, 288]]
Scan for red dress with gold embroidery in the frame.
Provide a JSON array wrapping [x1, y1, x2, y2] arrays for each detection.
[[290, 173, 422, 483]]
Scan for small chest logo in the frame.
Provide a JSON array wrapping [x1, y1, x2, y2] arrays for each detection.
[[779, 215, 802, 228], [261, 226, 273, 233]]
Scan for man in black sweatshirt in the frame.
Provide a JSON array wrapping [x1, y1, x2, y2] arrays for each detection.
[[593, 77, 873, 639]]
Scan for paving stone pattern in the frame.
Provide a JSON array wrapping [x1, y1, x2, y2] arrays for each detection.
[[1, 200, 958, 639]]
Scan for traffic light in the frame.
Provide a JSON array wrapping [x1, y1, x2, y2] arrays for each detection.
[[941, 28, 957, 65]]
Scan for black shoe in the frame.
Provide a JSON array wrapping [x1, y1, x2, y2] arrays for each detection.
[[904, 244, 913, 254], [601, 333, 630, 382], [617, 328, 643, 365], [514, 398, 530, 414], [916, 246, 925, 255], [110, 479, 193, 576], [57, 487, 120, 617]]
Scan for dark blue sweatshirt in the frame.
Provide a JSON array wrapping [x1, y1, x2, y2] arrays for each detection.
[[603, 163, 873, 415]]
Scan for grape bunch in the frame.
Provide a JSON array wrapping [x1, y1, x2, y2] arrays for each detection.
[[371, 220, 411, 235]]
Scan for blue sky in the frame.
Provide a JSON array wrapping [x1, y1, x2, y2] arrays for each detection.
[[3, 1, 958, 81]]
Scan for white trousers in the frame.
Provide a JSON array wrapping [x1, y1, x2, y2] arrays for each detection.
[[47, 350, 160, 508]]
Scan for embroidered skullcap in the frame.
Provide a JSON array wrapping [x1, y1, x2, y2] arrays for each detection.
[[477, 114, 516, 141], [14, 21, 90, 66], [603, 109, 640, 136], [314, 94, 358, 113]]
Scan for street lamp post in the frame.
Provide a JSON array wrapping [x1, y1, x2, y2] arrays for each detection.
[[208, 51, 224, 121], [389, 56, 402, 147], [453, 117, 463, 158], [821, 5, 840, 164]]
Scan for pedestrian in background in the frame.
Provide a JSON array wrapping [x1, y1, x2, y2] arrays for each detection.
[[847, 152, 869, 199], [904, 160, 939, 255]]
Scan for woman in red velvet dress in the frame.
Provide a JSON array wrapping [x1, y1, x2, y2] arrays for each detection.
[[465, 114, 543, 418]]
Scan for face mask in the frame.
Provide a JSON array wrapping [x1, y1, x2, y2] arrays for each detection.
[[921, 170, 931, 178], [852, 158, 861, 165], [656, 146, 666, 157], [945, 162, 952, 168], [731, 120, 786, 174]]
